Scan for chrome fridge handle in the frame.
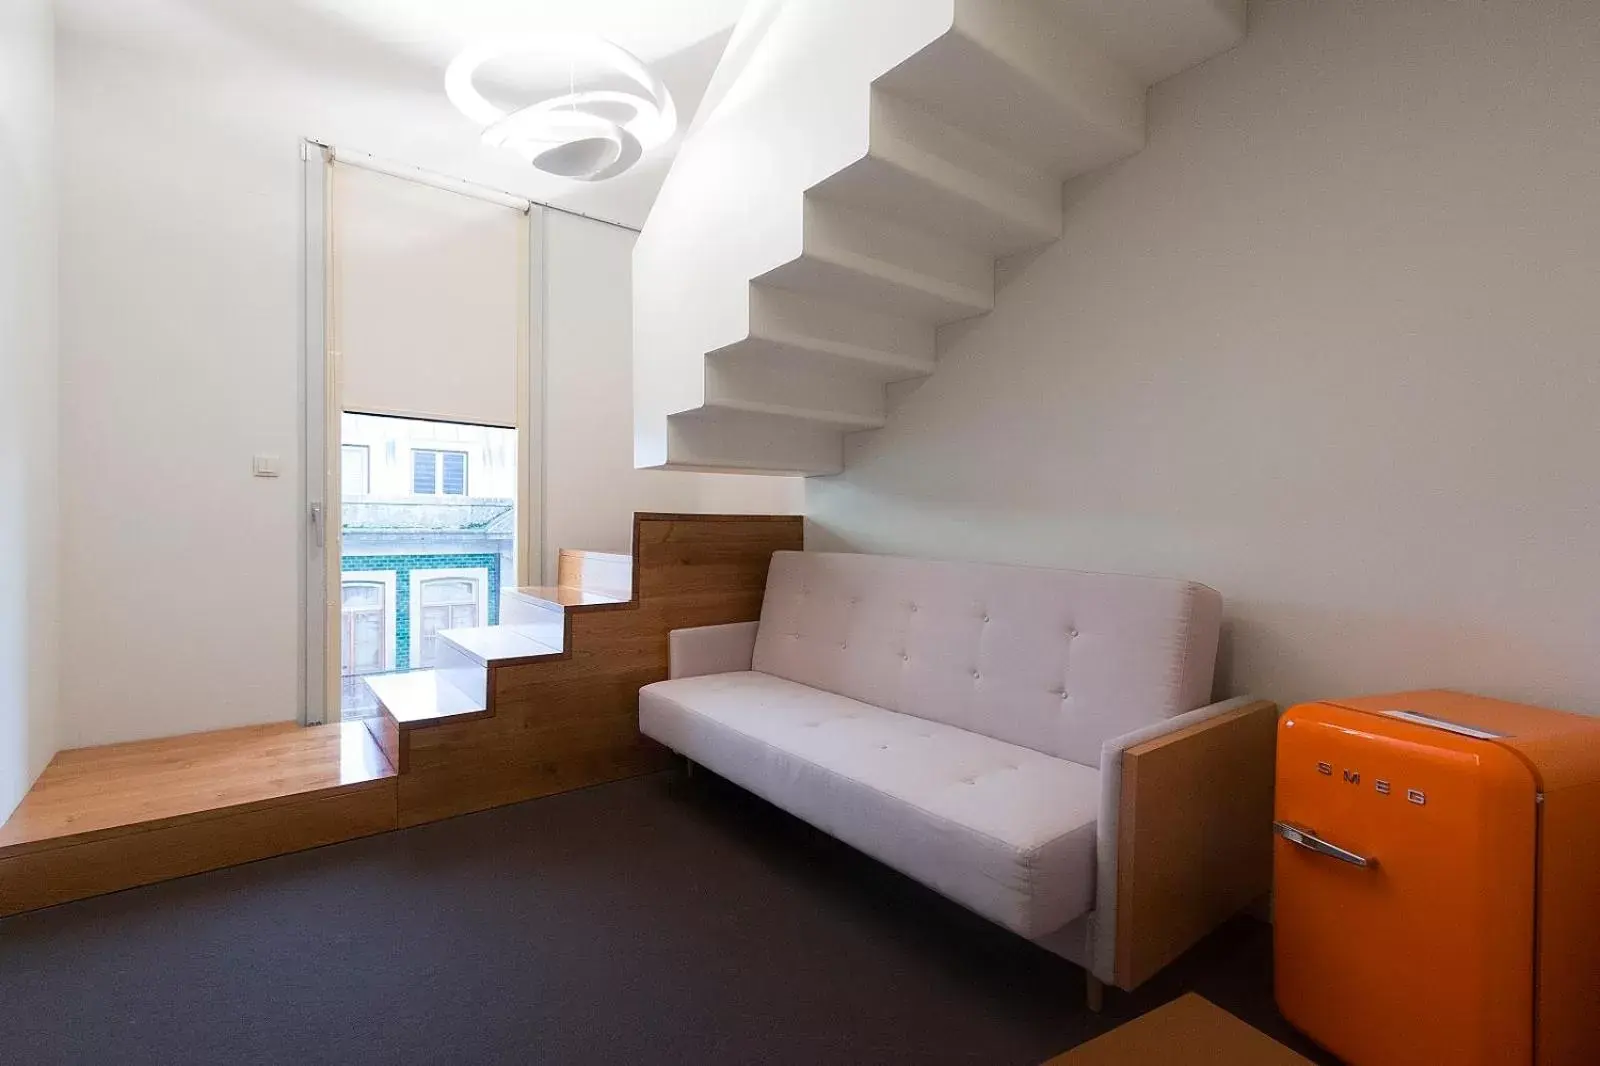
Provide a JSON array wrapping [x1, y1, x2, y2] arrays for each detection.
[[1274, 821, 1379, 870]]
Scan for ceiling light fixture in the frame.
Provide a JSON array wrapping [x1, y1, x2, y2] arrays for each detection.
[[445, 36, 676, 182]]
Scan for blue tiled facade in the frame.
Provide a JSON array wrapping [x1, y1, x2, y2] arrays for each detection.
[[342, 552, 501, 671]]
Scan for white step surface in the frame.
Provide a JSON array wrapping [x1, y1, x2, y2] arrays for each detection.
[[760, 199, 995, 322], [705, 347, 887, 431], [737, 285, 936, 383], [812, 91, 1063, 256], [657, 407, 845, 477], [437, 625, 562, 667], [879, 0, 1146, 176], [496, 593, 568, 649], [364, 670, 486, 728]]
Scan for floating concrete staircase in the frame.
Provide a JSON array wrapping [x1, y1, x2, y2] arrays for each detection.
[[635, 0, 1246, 475]]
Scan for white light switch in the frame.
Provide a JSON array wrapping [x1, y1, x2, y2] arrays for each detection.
[[252, 453, 281, 478]]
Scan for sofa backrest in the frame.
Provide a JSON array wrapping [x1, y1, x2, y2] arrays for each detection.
[[751, 551, 1222, 767]]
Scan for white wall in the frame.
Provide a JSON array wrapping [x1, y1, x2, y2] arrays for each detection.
[[55, 7, 796, 748], [0, 0, 60, 819], [810, 0, 1600, 715], [543, 209, 802, 580]]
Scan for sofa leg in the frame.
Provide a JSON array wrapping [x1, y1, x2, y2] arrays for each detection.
[[1085, 975, 1105, 1014], [684, 757, 695, 779]]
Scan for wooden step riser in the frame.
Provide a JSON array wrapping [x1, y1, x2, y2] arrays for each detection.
[[0, 783, 396, 919]]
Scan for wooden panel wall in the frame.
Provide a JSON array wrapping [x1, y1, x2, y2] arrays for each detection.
[[396, 514, 803, 826]]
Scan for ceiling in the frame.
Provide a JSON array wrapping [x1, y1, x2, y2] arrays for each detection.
[[304, 0, 752, 67], [57, 0, 752, 228]]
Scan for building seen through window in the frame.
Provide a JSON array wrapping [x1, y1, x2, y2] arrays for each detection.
[[338, 412, 515, 720]]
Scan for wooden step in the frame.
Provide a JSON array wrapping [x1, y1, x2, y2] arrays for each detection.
[[437, 624, 563, 668], [0, 722, 397, 917], [362, 670, 489, 773], [504, 585, 631, 612]]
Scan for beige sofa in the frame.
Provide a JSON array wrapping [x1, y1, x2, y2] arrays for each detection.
[[640, 551, 1276, 1004]]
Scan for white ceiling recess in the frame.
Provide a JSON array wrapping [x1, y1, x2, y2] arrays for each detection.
[[56, 0, 752, 228]]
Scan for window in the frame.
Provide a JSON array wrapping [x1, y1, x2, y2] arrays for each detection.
[[341, 582, 387, 676], [341, 444, 370, 494], [412, 449, 468, 496], [414, 576, 481, 667]]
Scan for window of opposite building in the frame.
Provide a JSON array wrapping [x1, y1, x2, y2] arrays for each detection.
[[413, 572, 486, 668], [341, 444, 371, 495], [412, 448, 469, 496]]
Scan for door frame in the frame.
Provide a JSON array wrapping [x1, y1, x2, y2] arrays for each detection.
[[300, 142, 544, 726]]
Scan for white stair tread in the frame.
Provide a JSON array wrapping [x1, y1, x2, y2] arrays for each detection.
[[364, 670, 487, 728], [505, 586, 631, 610], [660, 407, 844, 476], [705, 397, 886, 431], [437, 625, 563, 667], [758, 253, 992, 323], [744, 286, 935, 381], [810, 90, 1064, 256]]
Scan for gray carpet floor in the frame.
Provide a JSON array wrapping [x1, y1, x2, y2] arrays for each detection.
[[0, 770, 1335, 1065]]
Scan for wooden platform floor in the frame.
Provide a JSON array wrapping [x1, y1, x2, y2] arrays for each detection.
[[0, 722, 398, 916]]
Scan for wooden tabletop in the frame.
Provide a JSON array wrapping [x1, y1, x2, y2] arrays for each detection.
[[1043, 995, 1314, 1065]]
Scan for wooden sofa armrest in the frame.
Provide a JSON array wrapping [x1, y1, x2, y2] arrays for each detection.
[[1112, 698, 1278, 990]]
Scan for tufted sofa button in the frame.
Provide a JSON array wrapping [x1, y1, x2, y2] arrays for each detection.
[[971, 670, 980, 680], [982, 614, 990, 623], [1068, 628, 1079, 638]]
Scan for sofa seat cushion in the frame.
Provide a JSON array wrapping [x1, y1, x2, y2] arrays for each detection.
[[640, 671, 1100, 938]]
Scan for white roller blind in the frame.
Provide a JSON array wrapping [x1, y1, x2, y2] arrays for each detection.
[[332, 162, 523, 428]]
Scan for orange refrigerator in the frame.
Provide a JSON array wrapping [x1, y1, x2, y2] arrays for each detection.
[[1274, 690, 1600, 1066]]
